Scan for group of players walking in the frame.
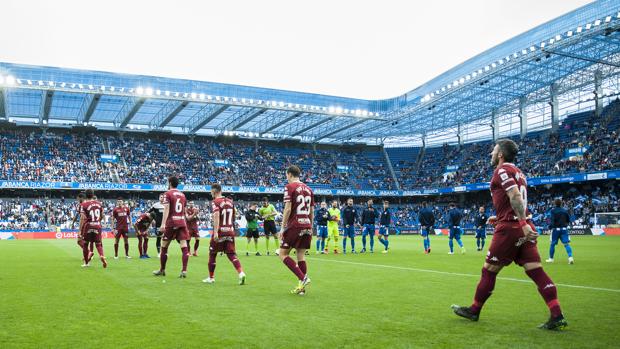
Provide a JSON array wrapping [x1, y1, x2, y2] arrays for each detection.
[[72, 139, 573, 329]]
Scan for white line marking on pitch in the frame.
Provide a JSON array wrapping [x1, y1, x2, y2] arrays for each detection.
[[308, 258, 620, 293]]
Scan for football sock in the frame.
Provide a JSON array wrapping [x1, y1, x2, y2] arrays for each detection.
[[95, 242, 104, 257], [208, 253, 216, 278], [82, 243, 90, 262], [247, 239, 251, 253], [476, 238, 481, 249], [227, 253, 243, 273], [282, 256, 305, 280], [426, 237, 431, 249], [549, 242, 557, 259], [266, 238, 270, 253], [384, 238, 389, 249], [343, 238, 347, 252], [564, 243, 573, 257], [470, 268, 497, 314], [449, 239, 454, 253], [350, 237, 355, 251], [89, 241, 94, 252], [362, 234, 367, 249], [333, 235, 339, 251], [143, 238, 148, 255], [194, 240, 200, 253], [253, 239, 258, 252], [480, 238, 485, 249], [369, 235, 374, 250], [124, 239, 129, 256], [137, 236, 143, 256], [181, 246, 189, 272], [114, 240, 119, 257], [156, 237, 161, 253], [160, 246, 168, 271], [298, 260, 307, 275], [526, 267, 562, 318], [320, 239, 325, 251], [316, 239, 321, 252], [456, 238, 463, 248], [325, 237, 330, 251]]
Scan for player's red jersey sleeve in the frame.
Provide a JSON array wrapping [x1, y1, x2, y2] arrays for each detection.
[[283, 185, 292, 203], [497, 166, 518, 192]]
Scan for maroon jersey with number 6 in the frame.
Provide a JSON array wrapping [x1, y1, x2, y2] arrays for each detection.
[[80, 200, 103, 232], [490, 162, 530, 222], [163, 189, 187, 228], [283, 181, 314, 230], [211, 197, 235, 237]]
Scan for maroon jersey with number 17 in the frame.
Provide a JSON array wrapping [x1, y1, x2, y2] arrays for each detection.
[[283, 181, 314, 230], [163, 189, 187, 228], [80, 200, 103, 231], [490, 162, 531, 222], [211, 197, 235, 237]]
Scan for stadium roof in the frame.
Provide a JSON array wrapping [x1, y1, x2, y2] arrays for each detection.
[[1, 0, 620, 146]]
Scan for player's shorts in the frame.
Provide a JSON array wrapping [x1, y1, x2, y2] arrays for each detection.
[[475, 227, 486, 239], [551, 227, 570, 244], [420, 226, 433, 237], [317, 225, 328, 239], [449, 226, 462, 239], [379, 225, 389, 236], [136, 227, 149, 237], [163, 226, 189, 242], [83, 227, 102, 243], [115, 228, 129, 239], [246, 228, 259, 239], [188, 227, 200, 238], [280, 227, 312, 250], [209, 236, 236, 254], [263, 220, 277, 236], [327, 225, 339, 237], [343, 225, 356, 238], [362, 224, 375, 236], [486, 221, 541, 267]]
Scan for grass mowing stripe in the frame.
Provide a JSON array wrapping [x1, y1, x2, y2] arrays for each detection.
[[308, 257, 620, 293]]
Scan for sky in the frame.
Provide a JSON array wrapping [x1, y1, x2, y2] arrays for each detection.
[[0, 0, 592, 100]]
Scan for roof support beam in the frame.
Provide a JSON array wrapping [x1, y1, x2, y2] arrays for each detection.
[[542, 48, 620, 68], [154, 100, 188, 128], [117, 97, 146, 128], [313, 119, 368, 142], [0, 88, 6, 119], [262, 112, 303, 133], [39, 90, 53, 124], [186, 104, 229, 134], [232, 108, 267, 130], [81, 93, 101, 124], [291, 118, 333, 137]]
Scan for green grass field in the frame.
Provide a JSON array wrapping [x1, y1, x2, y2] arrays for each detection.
[[1, 235, 619, 348]]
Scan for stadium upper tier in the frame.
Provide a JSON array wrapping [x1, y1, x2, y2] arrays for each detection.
[[0, 100, 618, 191], [1, 1, 619, 145]]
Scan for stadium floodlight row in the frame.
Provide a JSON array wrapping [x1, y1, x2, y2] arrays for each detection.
[[0, 1, 619, 146]]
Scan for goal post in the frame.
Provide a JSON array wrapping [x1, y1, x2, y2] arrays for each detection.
[[594, 212, 620, 228]]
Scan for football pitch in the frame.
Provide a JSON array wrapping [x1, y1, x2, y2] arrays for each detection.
[[1, 235, 619, 349]]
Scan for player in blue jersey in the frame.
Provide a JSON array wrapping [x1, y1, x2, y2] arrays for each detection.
[[360, 199, 379, 253], [546, 199, 574, 264], [475, 206, 488, 251], [378, 201, 391, 253], [342, 198, 359, 254], [418, 201, 435, 254], [447, 203, 465, 254], [315, 201, 329, 254]]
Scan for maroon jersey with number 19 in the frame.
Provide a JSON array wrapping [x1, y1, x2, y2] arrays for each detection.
[[80, 200, 103, 232], [283, 181, 314, 229], [163, 189, 187, 228], [490, 162, 531, 222]]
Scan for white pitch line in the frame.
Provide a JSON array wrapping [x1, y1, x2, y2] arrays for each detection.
[[308, 258, 620, 293]]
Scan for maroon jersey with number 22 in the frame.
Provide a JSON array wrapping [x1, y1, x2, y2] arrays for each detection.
[[283, 181, 314, 230]]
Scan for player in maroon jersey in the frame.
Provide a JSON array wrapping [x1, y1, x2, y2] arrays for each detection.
[[185, 201, 201, 257], [452, 139, 567, 330], [111, 198, 132, 259], [71, 193, 89, 257], [202, 184, 246, 285], [278, 165, 314, 295], [80, 189, 107, 268], [153, 176, 191, 278], [134, 211, 155, 258]]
